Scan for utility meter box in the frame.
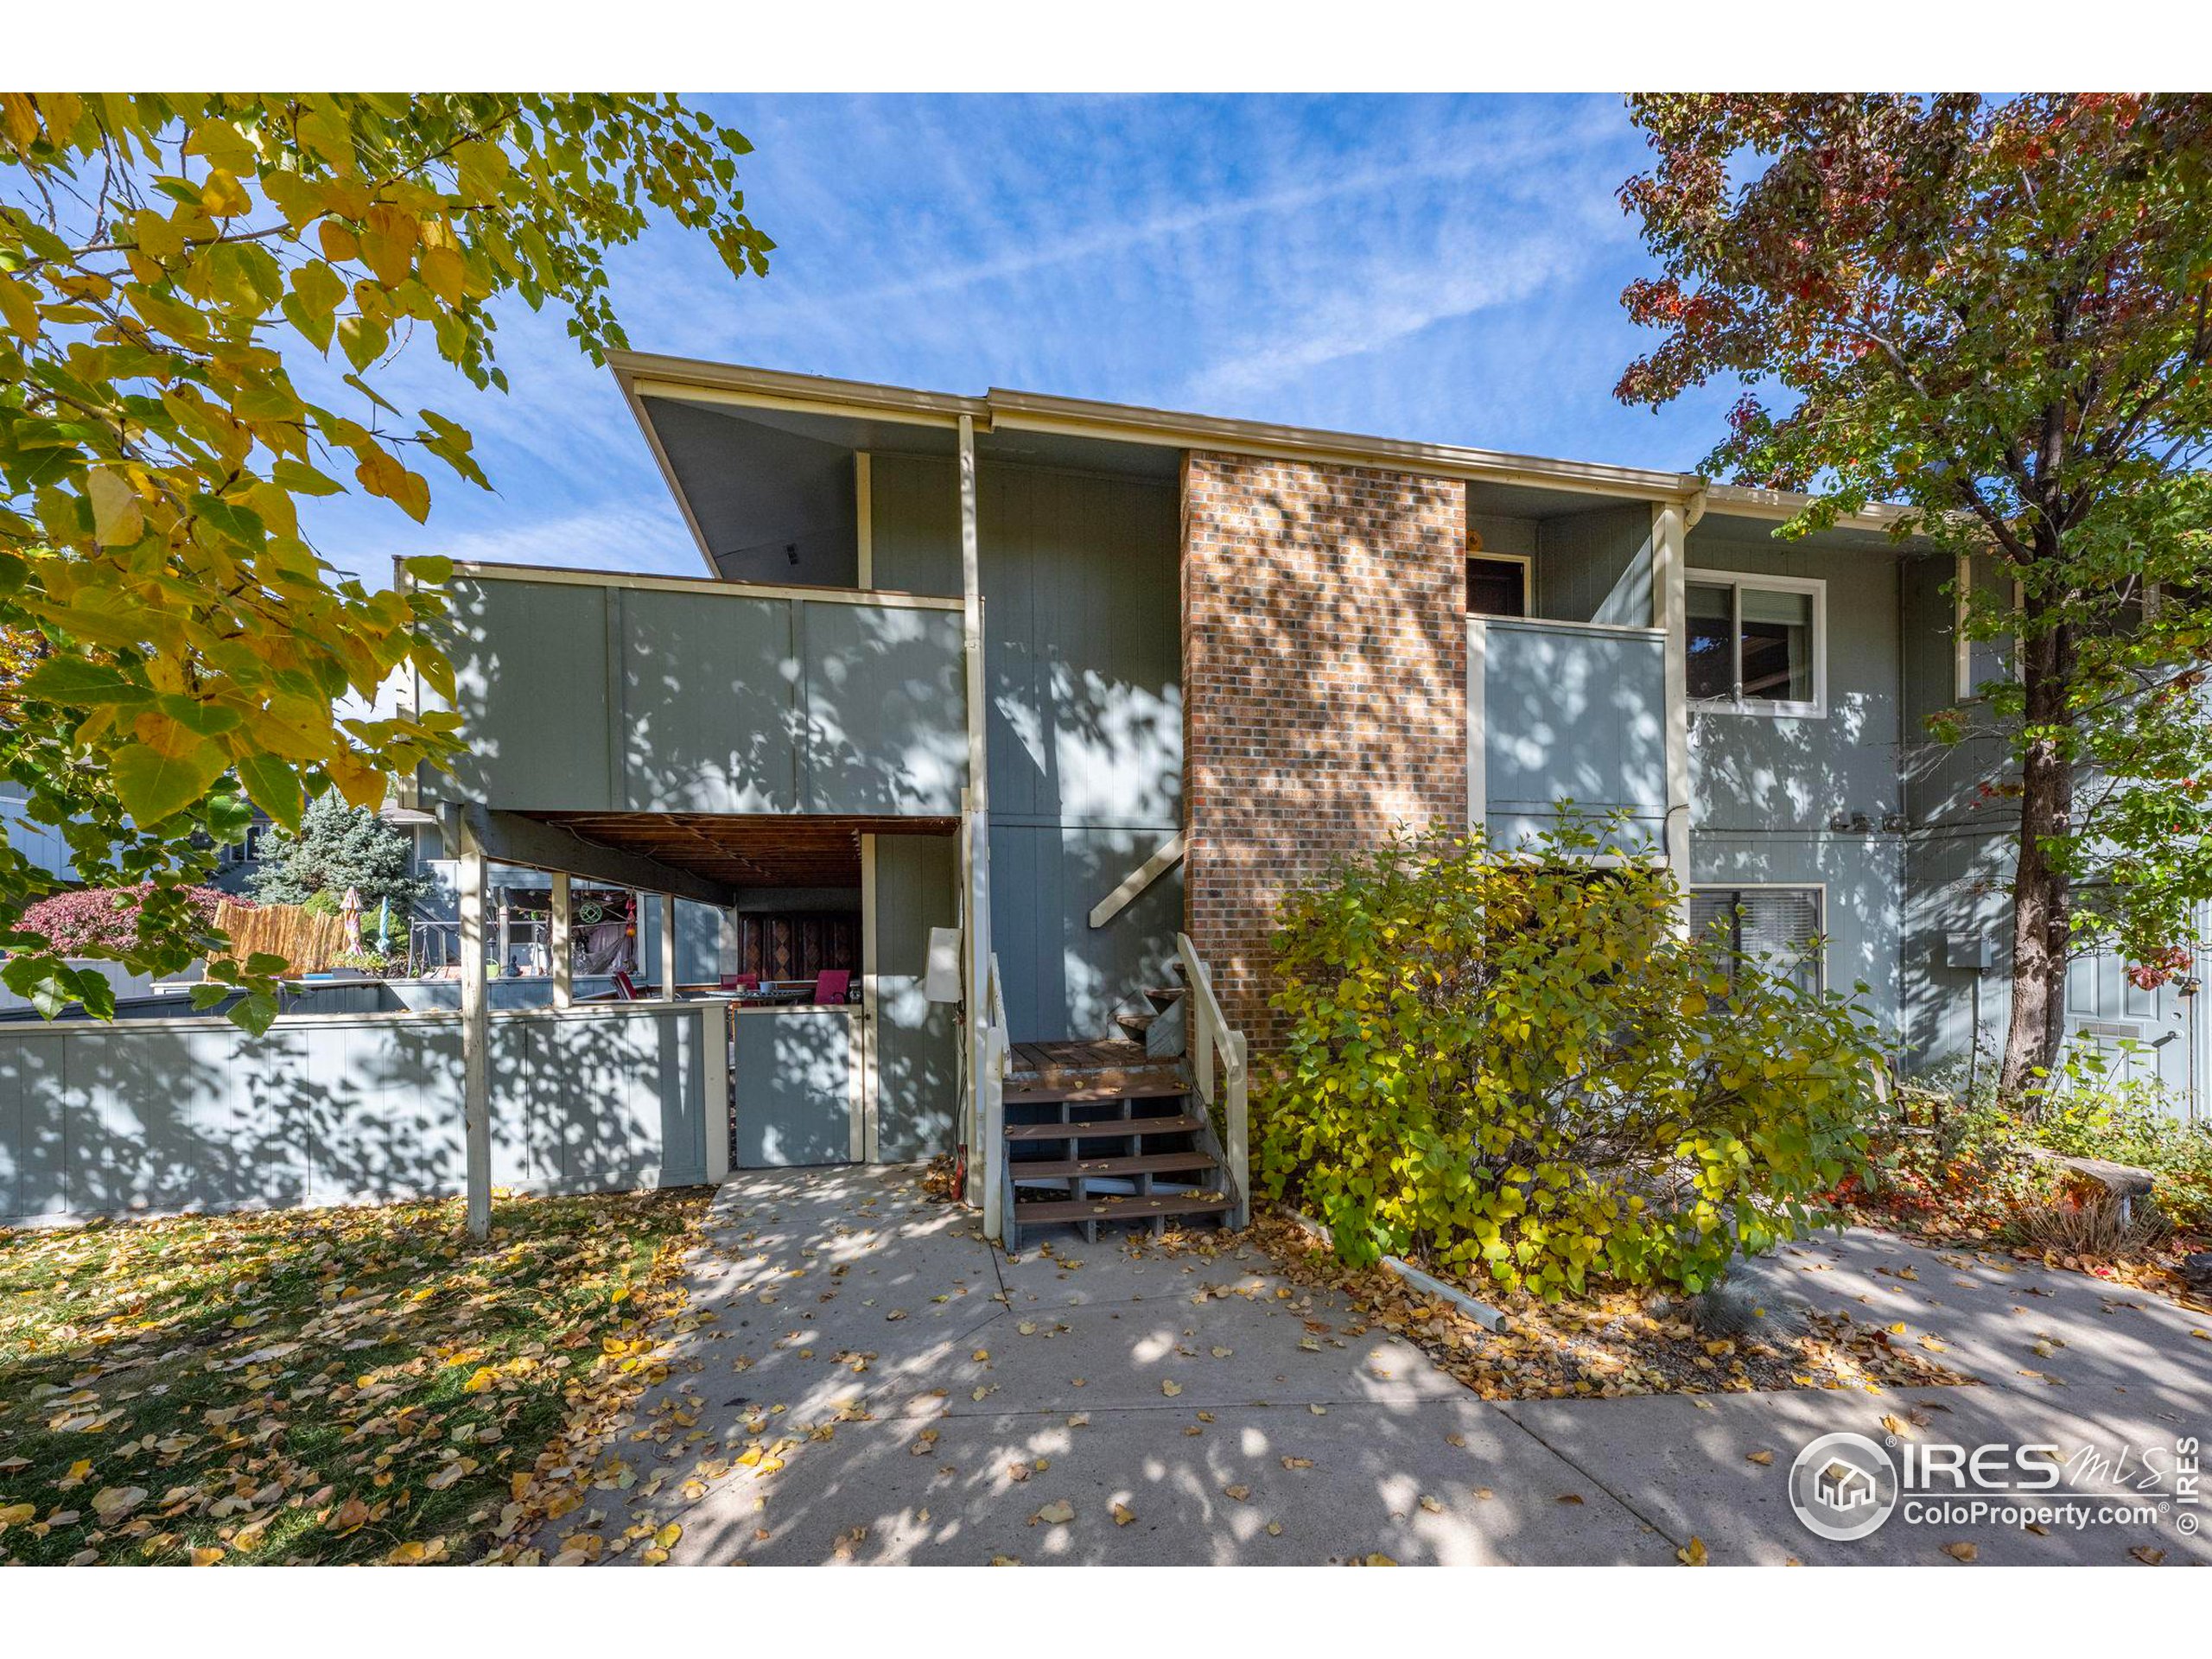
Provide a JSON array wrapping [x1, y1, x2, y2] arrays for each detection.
[[923, 926, 963, 1002], [1946, 933, 1995, 971]]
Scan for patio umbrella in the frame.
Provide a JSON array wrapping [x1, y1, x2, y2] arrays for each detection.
[[338, 886, 363, 955]]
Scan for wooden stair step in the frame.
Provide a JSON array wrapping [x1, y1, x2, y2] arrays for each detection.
[[1007, 1039, 1150, 1077], [1003, 1112, 1206, 1142], [1011, 1191, 1234, 1225], [1007, 1151, 1218, 1179], [1002, 1078, 1185, 1106], [1141, 984, 1187, 1010], [1114, 1009, 1159, 1039]]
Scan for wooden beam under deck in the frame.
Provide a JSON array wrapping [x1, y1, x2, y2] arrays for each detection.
[[521, 810, 957, 893]]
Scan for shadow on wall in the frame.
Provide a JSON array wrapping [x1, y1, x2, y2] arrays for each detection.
[[0, 1007, 703, 1225], [872, 982, 957, 1162], [1683, 693, 1911, 1039], [1484, 620, 1666, 854], [436, 576, 967, 817]]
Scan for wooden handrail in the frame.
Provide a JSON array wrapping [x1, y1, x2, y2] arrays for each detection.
[[1175, 931, 1249, 1229]]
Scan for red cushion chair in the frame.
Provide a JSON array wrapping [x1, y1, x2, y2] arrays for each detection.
[[812, 969, 851, 1005], [610, 969, 639, 1001], [719, 973, 760, 991]]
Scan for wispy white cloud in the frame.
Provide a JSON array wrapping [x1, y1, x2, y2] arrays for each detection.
[[295, 94, 1720, 580], [1180, 233, 1581, 410]]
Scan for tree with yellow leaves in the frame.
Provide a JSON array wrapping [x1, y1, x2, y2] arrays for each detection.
[[0, 93, 771, 1027]]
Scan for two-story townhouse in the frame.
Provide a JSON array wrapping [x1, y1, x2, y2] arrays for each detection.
[[404, 353, 2206, 1246]]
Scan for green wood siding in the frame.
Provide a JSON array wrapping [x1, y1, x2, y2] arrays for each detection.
[[866, 457, 1182, 1043]]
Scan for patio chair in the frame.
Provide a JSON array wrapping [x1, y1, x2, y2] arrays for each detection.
[[811, 969, 851, 1005], [719, 973, 760, 992], [610, 969, 639, 1001]]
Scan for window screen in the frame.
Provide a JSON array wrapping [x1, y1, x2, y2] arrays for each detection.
[[1692, 887, 1824, 994], [1687, 582, 1734, 700], [1738, 588, 1814, 702]]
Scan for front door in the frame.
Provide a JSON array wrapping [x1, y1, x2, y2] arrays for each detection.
[[2063, 946, 2195, 1114]]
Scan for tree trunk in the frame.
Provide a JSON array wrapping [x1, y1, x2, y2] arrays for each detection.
[[1999, 594, 2074, 1107], [1999, 773, 2070, 1104]]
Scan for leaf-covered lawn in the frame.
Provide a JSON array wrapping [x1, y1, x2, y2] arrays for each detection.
[[0, 1189, 707, 1565]]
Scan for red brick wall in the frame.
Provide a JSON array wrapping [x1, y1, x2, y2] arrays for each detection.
[[1180, 451, 1468, 1046]]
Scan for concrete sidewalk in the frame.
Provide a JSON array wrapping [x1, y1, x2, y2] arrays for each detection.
[[538, 1166, 2212, 1566]]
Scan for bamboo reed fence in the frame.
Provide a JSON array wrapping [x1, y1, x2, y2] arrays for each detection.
[[210, 900, 351, 974]]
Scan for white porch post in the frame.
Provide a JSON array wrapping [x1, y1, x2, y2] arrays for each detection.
[[855, 450, 874, 588], [860, 834, 880, 1163], [957, 414, 999, 1237], [1653, 499, 1694, 924], [549, 871, 572, 1009], [1465, 616, 1488, 843], [659, 892, 678, 999], [457, 817, 492, 1240]]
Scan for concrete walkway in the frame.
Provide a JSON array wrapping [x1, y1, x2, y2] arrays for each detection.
[[543, 1166, 2212, 1566]]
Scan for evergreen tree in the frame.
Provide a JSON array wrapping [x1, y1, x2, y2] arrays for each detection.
[[248, 791, 425, 919]]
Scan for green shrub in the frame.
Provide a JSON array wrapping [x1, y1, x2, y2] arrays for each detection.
[[2037, 1052, 2212, 1233], [1256, 820, 1887, 1298]]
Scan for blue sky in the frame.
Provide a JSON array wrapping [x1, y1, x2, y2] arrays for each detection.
[[304, 93, 1740, 583]]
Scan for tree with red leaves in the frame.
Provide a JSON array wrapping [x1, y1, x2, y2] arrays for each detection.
[[1616, 93, 2212, 1103]]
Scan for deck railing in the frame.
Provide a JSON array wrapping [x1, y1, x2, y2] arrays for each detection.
[[1175, 931, 1249, 1229]]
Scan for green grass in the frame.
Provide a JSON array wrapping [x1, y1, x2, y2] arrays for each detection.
[[0, 1188, 705, 1565]]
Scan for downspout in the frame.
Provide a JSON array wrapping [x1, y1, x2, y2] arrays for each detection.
[[1283, 1210, 1510, 1333], [1655, 491, 1698, 918]]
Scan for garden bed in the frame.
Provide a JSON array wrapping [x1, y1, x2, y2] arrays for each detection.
[[1842, 1095, 2212, 1313], [1141, 1214, 1970, 1402]]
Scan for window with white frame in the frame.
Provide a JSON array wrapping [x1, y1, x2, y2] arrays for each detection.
[[1686, 573, 1825, 715], [1690, 886, 1825, 995], [1465, 554, 1529, 619]]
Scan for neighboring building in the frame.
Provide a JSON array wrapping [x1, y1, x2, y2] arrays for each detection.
[[404, 354, 2205, 1225], [207, 809, 274, 896], [1, 785, 74, 882]]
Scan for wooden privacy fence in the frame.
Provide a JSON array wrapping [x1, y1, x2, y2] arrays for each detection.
[[210, 901, 349, 974]]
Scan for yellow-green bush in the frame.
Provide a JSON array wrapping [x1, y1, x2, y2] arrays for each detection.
[[1256, 821, 1887, 1297]]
